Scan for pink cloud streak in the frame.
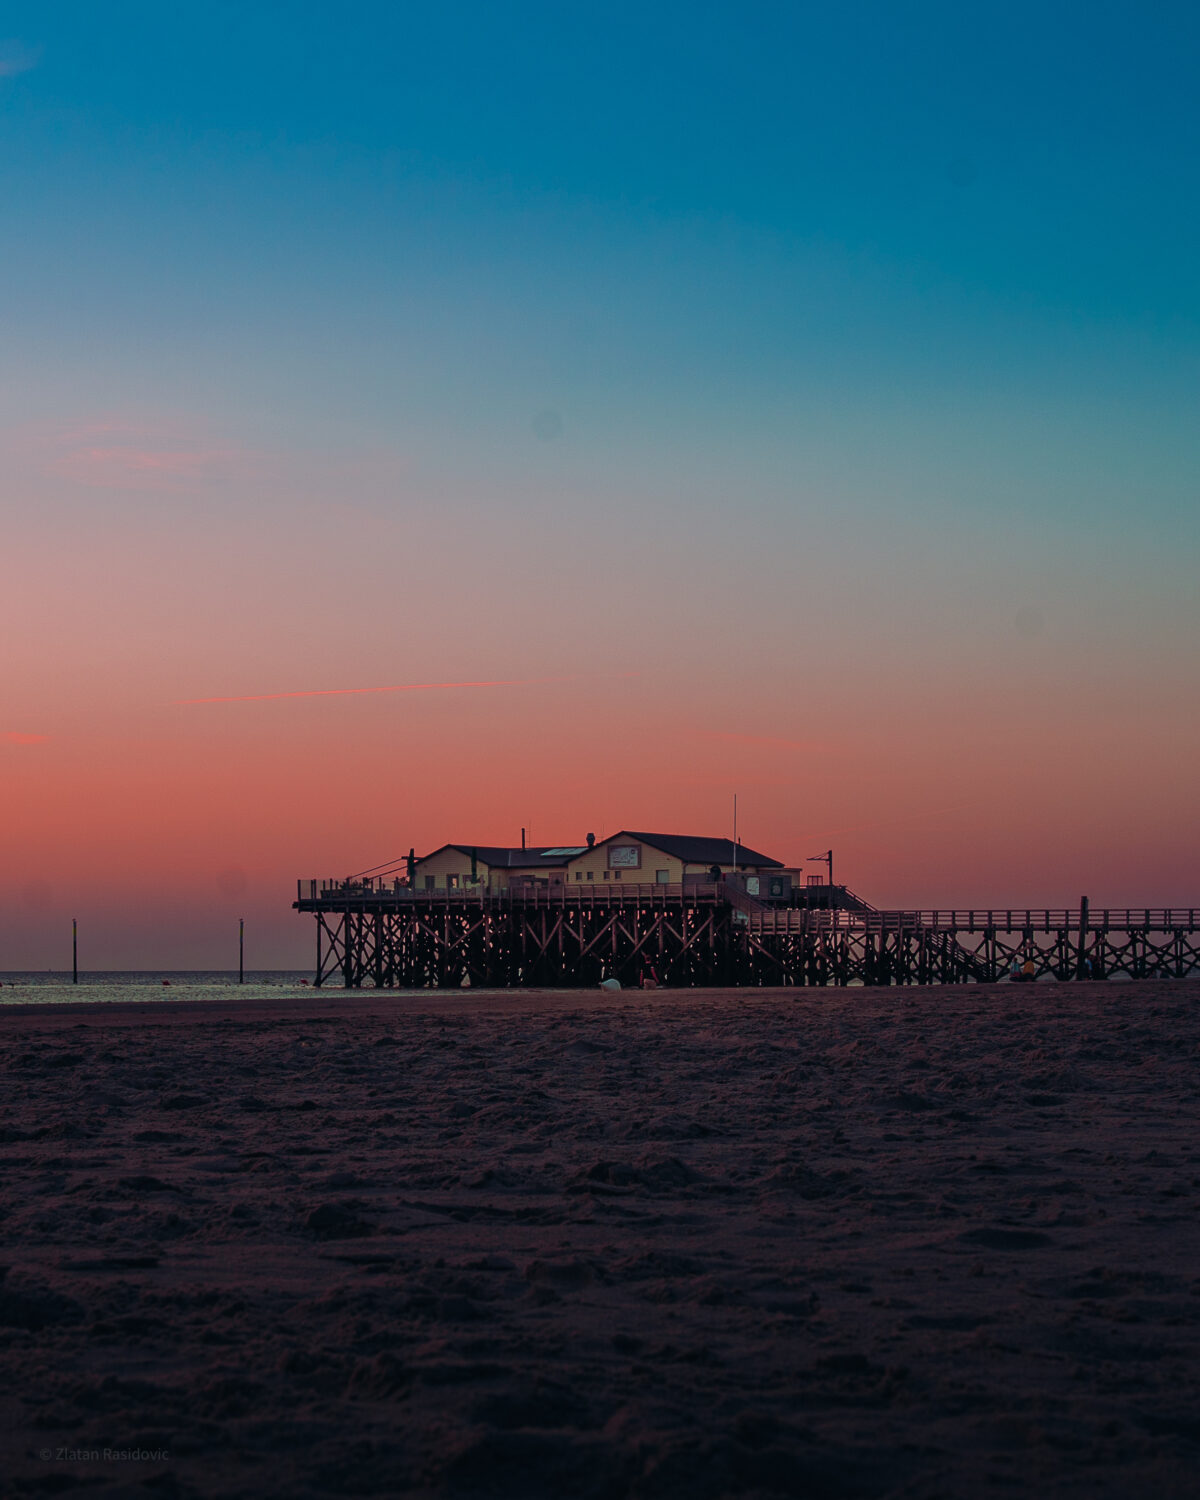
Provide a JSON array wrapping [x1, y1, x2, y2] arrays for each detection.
[[2, 731, 49, 744], [50, 444, 242, 489], [7, 414, 249, 492], [175, 676, 580, 706]]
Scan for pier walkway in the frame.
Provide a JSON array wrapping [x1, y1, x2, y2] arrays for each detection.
[[295, 881, 1200, 989]]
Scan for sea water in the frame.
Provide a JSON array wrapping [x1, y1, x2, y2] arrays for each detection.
[[0, 971, 345, 1005]]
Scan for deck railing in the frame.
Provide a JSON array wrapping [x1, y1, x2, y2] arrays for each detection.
[[294, 881, 1198, 934], [750, 908, 1199, 934], [296, 878, 723, 906]]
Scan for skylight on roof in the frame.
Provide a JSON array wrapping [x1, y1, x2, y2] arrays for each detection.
[[539, 847, 589, 858]]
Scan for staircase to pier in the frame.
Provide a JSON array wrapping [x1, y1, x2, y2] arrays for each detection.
[[746, 892, 991, 982]]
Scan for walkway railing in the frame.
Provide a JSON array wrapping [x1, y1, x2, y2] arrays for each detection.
[[751, 907, 1200, 934], [295, 881, 1199, 937], [296, 878, 723, 906]]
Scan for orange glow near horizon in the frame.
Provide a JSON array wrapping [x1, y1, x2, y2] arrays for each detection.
[[4, 654, 1200, 971]]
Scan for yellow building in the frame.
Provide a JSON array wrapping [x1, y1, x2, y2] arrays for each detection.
[[411, 830, 788, 896], [411, 842, 588, 894], [563, 831, 784, 891]]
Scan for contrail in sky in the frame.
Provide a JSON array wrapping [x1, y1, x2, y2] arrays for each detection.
[[175, 675, 581, 706]]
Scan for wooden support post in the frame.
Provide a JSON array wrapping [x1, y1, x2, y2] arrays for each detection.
[[342, 908, 354, 989]]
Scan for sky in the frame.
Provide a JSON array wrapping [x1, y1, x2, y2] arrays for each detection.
[[2, 2, 1199, 968]]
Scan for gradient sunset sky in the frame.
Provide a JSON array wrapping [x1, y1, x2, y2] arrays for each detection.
[[3, 3, 1199, 968]]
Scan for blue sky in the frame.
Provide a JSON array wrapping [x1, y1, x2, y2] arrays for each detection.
[[4, 2, 1198, 605], [4, 4, 1198, 525], [6, 4, 1199, 355]]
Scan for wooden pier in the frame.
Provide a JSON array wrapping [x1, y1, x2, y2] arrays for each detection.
[[294, 880, 1200, 988]]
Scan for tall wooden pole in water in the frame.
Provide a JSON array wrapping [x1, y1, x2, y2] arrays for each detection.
[[239, 918, 245, 984], [72, 919, 78, 984]]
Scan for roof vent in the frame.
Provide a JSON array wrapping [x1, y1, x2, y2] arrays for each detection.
[[586, 832, 596, 848]]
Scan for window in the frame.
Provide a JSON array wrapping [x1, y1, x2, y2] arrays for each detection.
[[448, 873, 459, 889], [575, 871, 583, 881], [586, 870, 594, 881], [613, 869, 622, 880], [656, 870, 669, 884], [424, 876, 435, 890]]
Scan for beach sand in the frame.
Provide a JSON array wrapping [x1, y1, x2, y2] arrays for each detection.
[[1, 982, 1198, 1498]]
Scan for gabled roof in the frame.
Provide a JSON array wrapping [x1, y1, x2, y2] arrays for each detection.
[[416, 833, 784, 871], [604, 831, 783, 869], [420, 843, 584, 870]]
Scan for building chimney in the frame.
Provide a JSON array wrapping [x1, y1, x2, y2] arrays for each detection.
[[586, 832, 595, 848], [521, 827, 526, 849]]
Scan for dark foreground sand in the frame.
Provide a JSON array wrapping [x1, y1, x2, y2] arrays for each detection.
[[2, 983, 1198, 1499]]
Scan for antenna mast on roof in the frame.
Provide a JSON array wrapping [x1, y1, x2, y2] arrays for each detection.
[[733, 793, 738, 871]]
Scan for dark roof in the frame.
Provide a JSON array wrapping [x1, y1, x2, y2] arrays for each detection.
[[617, 832, 783, 869], [440, 844, 585, 870], [418, 834, 782, 870]]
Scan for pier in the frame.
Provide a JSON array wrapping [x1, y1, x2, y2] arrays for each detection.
[[294, 880, 1200, 988]]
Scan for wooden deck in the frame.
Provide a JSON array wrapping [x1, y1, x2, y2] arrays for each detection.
[[294, 880, 1200, 989]]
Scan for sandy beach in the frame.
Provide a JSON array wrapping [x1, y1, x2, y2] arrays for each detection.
[[2, 981, 1198, 1498]]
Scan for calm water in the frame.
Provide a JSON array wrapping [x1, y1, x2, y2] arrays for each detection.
[[0, 971, 1174, 1006], [0, 971, 355, 1006]]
